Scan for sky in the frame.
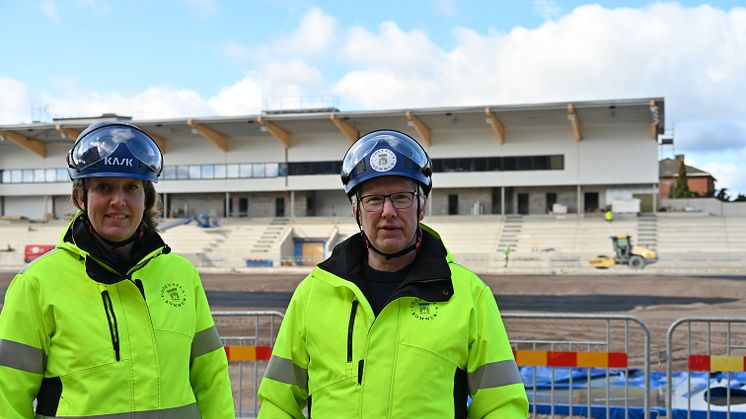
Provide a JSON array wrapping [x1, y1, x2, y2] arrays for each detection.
[[1, 0, 745, 195]]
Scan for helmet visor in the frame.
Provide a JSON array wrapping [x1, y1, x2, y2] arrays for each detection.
[[342, 133, 429, 175], [70, 126, 162, 174]]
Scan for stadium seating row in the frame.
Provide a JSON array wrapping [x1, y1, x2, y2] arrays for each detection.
[[3, 214, 746, 273]]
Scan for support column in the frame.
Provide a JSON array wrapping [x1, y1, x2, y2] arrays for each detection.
[[224, 192, 229, 218], [500, 186, 505, 217], [290, 190, 295, 218], [652, 184, 657, 214], [163, 193, 168, 218], [577, 185, 582, 215]]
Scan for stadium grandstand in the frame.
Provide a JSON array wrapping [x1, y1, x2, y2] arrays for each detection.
[[14, 96, 746, 272]]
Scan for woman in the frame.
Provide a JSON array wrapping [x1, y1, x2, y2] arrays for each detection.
[[0, 122, 234, 418]]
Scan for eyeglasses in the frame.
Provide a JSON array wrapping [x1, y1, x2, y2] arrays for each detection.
[[359, 191, 417, 212]]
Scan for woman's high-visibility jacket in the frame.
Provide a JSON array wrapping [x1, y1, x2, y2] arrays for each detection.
[[0, 213, 234, 418], [258, 224, 528, 418]]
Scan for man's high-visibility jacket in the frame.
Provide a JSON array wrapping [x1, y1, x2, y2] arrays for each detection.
[[258, 224, 528, 418], [0, 213, 234, 418]]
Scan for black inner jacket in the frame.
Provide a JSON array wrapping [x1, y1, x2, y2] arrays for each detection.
[[317, 227, 455, 306], [64, 213, 168, 284]]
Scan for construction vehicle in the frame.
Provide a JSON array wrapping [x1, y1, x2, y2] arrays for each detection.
[[589, 234, 658, 270]]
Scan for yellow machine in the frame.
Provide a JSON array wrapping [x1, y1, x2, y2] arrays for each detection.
[[589, 234, 658, 269]]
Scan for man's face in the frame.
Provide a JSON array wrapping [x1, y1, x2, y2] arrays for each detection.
[[77, 177, 145, 243], [353, 176, 425, 255]]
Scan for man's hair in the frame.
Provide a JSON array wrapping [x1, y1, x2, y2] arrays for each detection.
[[71, 179, 160, 231]]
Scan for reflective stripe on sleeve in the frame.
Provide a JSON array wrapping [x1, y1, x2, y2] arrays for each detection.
[[467, 359, 523, 394], [264, 355, 308, 389], [191, 325, 222, 359], [35, 402, 200, 418], [0, 339, 45, 374]]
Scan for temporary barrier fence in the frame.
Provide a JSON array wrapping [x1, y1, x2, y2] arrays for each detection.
[[666, 317, 746, 419], [503, 313, 651, 419], [213, 310, 284, 419], [214, 311, 746, 419]]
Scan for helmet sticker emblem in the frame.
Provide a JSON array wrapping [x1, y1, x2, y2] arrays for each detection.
[[369, 149, 397, 172]]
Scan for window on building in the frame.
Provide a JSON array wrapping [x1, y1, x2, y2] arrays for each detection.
[[226, 164, 239, 178], [252, 163, 266, 178], [201, 165, 214, 179], [214, 164, 226, 179], [45, 169, 56, 183], [177, 166, 189, 180], [432, 155, 564, 172], [239, 164, 252, 178], [266, 163, 278, 177], [163, 166, 176, 180]]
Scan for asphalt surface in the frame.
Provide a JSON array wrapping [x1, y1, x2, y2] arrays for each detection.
[[204, 290, 735, 312], [0, 271, 740, 312]]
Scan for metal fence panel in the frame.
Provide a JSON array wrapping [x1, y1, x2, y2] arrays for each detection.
[[213, 310, 284, 419], [503, 313, 651, 419], [666, 317, 746, 419]]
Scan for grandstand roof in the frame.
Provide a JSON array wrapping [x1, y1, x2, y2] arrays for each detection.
[[0, 97, 664, 157]]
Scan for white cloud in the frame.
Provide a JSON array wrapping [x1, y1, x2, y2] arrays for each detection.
[[271, 7, 337, 57], [340, 21, 441, 73], [533, 0, 562, 20], [0, 78, 31, 123], [208, 77, 263, 115], [701, 161, 746, 195], [217, 40, 253, 62], [42, 87, 213, 120], [40, 0, 60, 24]]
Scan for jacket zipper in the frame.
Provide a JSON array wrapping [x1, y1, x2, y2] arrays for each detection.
[[347, 300, 358, 363], [100, 290, 121, 361]]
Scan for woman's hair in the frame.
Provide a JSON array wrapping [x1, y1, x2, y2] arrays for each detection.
[[72, 179, 161, 232]]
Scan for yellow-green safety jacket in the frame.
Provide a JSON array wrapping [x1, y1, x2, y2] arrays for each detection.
[[258, 224, 528, 418], [0, 213, 234, 418]]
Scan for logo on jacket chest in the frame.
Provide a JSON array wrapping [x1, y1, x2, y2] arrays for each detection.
[[409, 298, 439, 321], [160, 283, 186, 307]]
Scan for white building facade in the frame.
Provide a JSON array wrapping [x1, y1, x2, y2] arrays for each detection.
[[0, 98, 663, 221]]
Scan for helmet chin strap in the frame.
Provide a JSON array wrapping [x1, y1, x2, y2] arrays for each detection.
[[355, 191, 423, 261], [361, 228, 422, 260]]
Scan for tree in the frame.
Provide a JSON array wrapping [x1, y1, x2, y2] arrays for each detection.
[[715, 188, 731, 202], [673, 160, 692, 198]]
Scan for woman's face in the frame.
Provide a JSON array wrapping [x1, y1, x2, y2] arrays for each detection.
[[77, 178, 145, 243]]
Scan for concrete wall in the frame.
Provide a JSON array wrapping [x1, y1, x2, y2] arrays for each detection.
[[662, 198, 746, 217]]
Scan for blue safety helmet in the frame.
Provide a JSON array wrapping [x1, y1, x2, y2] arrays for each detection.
[[67, 122, 163, 183], [341, 130, 432, 197]]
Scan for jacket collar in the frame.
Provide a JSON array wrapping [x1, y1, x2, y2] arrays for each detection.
[[317, 223, 454, 302], [58, 212, 169, 284]]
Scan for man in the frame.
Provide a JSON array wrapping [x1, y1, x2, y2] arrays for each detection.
[[258, 130, 528, 418]]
